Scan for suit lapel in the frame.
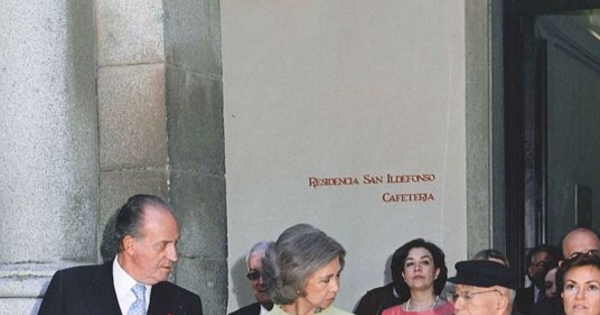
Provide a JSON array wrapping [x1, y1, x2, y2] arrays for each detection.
[[86, 261, 123, 315], [148, 282, 170, 315], [252, 303, 261, 315]]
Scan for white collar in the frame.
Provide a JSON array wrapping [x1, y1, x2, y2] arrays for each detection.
[[113, 255, 151, 299]]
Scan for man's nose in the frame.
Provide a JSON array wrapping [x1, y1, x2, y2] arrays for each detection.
[[452, 297, 465, 311], [167, 243, 178, 262]]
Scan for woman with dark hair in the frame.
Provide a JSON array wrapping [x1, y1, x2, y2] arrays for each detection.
[[543, 260, 559, 299], [559, 253, 600, 315], [262, 223, 351, 315], [381, 238, 453, 315]]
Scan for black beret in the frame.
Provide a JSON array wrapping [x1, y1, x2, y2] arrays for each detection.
[[448, 260, 519, 290]]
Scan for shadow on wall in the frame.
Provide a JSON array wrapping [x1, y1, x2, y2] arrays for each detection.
[[351, 252, 394, 311], [230, 255, 255, 309], [101, 212, 119, 262], [383, 253, 393, 284]]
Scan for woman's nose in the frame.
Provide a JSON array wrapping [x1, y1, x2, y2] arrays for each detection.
[[330, 277, 340, 293]]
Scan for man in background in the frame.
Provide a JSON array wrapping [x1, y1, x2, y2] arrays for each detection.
[[531, 226, 600, 315], [515, 244, 560, 315], [561, 227, 600, 259], [229, 241, 273, 315]]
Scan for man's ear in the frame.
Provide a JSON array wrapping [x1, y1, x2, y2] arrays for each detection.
[[122, 235, 135, 255], [496, 293, 509, 311]]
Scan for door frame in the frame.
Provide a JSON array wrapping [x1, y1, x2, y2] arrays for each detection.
[[503, 0, 600, 283]]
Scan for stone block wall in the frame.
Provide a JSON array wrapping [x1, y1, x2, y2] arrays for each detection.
[[96, 1, 226, 315], [164, 1, 226, 314]]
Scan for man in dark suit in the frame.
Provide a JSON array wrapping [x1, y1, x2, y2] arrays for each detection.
[[229, 241, 273, 315], [515, 244, 559, 315], [38, 194, 203, 315]]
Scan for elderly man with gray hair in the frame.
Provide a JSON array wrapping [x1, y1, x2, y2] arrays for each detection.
[[230, 241, 274, 315], [447, 260, 519, 315]]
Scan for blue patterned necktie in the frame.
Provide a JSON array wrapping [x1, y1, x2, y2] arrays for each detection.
[[128, 283, 146, 315]]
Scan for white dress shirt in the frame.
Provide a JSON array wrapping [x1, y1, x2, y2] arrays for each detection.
[[113, 255, 152, 314], [259, 304, 270, 315]]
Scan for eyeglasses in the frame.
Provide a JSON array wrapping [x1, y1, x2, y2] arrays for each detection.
[[246, 270, 261, 281], [560, 250, 600, 267], [446, 289, 502, 303], [532, 260, 549, 268], [569, 250, 600, 260]]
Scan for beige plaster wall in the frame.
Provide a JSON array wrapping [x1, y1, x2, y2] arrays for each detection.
[[221, 1, 467, 312]]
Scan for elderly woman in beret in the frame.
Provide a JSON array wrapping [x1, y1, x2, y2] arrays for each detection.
[[381, 238, 453, 315], [559, 252, 600, 315], [262, 223, 352, 315]]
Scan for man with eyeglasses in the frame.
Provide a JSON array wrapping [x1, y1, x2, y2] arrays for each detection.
[[515, 244, 560, 315], [447, 260, 518, 315], [229, 241, 274, 315]]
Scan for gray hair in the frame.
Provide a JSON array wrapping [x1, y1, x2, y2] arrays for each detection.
[[508, 289, 516, 302], [472, 249, 510, 267], [262, 223, 346, 305], [246, 241, 271, 271]]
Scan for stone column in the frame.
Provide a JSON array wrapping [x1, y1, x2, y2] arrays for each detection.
[[0, 0, 97, 314]]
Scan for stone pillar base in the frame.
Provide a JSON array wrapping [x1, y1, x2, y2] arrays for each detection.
[[0, 261, 92, 315]]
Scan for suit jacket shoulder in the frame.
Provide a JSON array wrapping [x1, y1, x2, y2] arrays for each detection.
[[354, 283, 399, 315], [515, 286, 535, 315], [37, 262, 121, 315], [38, 262, 203, 315], [149, 281, 203, 315], [229, 302, 261, 315]]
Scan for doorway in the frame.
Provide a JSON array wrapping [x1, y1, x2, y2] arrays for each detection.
[[504, 1, 600, 282]]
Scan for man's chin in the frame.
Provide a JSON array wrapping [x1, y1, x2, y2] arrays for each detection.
[[257, 294, 271, 304]]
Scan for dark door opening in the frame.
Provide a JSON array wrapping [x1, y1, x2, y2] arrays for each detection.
[[504, 0, 600, 284]]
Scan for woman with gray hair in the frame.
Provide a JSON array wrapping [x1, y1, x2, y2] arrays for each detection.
[[262, 223, 352, 315]]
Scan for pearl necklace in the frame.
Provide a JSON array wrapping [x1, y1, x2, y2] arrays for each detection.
[[405, 296, 439, 311]]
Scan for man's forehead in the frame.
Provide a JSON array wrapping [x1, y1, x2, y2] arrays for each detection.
[[533, 251, 550, 261], [248, 253, 263, 265], [564, 230, 600, 256]]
